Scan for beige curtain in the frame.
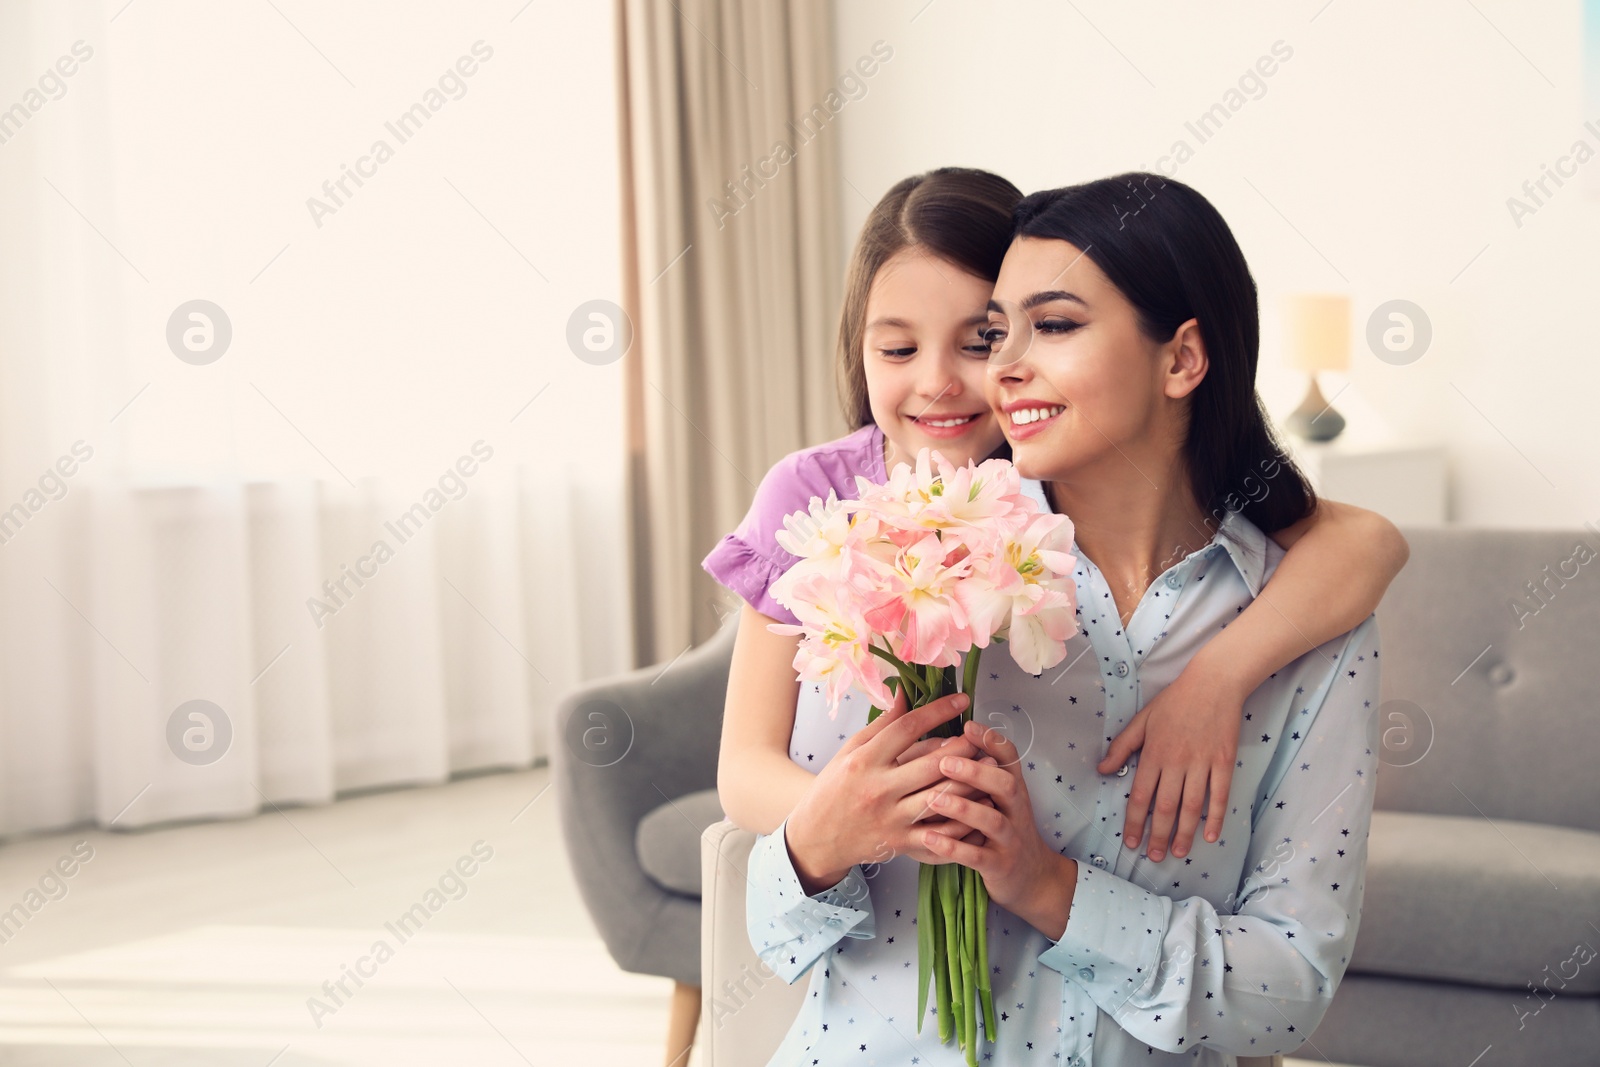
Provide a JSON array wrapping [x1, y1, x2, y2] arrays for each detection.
[[616, 0, 847, 667]]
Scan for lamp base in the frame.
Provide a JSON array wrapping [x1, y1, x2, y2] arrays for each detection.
[[1284, 374, 1345, 443]]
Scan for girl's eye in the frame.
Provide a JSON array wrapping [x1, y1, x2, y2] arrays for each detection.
[[880, 347, 916, 359]]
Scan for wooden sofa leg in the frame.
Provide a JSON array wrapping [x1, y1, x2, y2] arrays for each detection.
[[665, 981, 701, 1067]]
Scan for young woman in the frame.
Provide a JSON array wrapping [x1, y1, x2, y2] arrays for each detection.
[[750, 173, 1387, 1063], [708, 168, 1405, 869]]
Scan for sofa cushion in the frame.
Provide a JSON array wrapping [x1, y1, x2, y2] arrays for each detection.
[[1350, 809, 1600, 993], [1311, 972, 1600, 1067], [1375, 527, 1600, 835], [637, 788, 726, 897]]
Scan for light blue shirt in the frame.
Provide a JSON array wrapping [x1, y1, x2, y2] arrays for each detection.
[[747, 482, 1382, 1065]]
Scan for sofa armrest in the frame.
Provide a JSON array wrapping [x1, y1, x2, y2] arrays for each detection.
[[553, 619, 737, 975], [701, 819, 808, 1066]]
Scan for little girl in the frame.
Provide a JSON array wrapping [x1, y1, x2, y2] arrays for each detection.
[[704, 166, 1407, 864]]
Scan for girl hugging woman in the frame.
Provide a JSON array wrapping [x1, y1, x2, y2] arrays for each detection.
[[706, 169, 1401, 1065]]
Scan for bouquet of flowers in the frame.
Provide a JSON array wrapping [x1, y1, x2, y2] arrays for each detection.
[[768, 448, 1078, 1061]]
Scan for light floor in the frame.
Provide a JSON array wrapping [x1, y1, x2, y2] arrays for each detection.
[[0, 766, 693, 1066], [0, 767, 1342, 1065]]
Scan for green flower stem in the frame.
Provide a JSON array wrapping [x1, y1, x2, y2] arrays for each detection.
[[938, 864, 962, 1042], [961, 865, 978, 1064], [868, 643, 926, 705], [891, 648, 1002, 1051], [976, 871, 996, 1039], [961, 645, 983, 711], [916, 863, 934, 1031], [932, 868, 952, 1042]]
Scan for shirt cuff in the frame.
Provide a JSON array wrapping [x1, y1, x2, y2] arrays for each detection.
[[1038, 858, 1166, 998], [745, 816, 876, 984]]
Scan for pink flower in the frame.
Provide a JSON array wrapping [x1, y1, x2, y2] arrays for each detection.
[[773, 491, 852, 573], [769, 568, 895, 713], [854, 451, 1023, 548], [954, 510, 1078, 668], [768, 446, 1079, 714], [859, 531, 973, 668], [996, 512, 1079, 673]]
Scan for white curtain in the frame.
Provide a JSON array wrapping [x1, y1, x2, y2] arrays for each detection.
[[0, 2, 629, 836], [617, 0, 847, 665]]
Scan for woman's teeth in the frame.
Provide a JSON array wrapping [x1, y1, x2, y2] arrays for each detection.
[[916, 414, 977, 428], [1011, 405, 1065, 425]]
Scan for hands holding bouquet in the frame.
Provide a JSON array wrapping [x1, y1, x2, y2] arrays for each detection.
[[771, 449, 1078, 1063]]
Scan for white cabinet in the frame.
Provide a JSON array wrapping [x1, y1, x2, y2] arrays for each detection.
[[1284, 439, 1449, 525]]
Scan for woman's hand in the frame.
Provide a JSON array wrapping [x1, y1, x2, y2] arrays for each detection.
[[915, 718, 1071, 934], [784, 690, 998, 893], [1095, 657, 1245, 861]]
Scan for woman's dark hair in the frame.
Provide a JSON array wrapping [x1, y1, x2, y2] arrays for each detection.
[[1012, 172, 1316, 535], [837, 167, 1023, 430]]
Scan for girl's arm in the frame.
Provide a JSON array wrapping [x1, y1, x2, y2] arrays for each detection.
[[717, 603, 814, 835], [1098, 499, 1409, 862]]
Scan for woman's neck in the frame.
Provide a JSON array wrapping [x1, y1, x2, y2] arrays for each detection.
[[1046, 459, 1215, 627]]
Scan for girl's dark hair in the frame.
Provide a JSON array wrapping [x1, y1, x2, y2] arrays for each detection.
[[1013, 172, 1316, 534], [837, 167, 1023, 429]]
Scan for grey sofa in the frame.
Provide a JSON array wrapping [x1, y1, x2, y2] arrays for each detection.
[[555, 527, 1600, 1066], [1304, 527, 1600, 1066]]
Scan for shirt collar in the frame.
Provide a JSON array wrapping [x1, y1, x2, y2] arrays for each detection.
[[1020, 478, 1270, 598], [1209, 509, 1269, 598]]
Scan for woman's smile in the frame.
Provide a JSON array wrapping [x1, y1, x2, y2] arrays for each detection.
[[1002, 400, 1066, 441]]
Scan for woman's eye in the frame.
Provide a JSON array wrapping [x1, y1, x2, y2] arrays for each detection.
[[1035, 319, 1080, 335], [979, 326, 1008, 347]]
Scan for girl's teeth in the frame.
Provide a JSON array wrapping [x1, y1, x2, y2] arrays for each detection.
[[1013, 405, 1065, 425], [920, 415, 974, 428]]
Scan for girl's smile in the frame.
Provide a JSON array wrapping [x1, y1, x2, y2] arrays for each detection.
[[905, 409, 987, 438], [862, 247, 1006, 469]]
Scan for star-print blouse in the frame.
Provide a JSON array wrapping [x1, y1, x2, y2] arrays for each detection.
[[744, 482, 1382, 1066]]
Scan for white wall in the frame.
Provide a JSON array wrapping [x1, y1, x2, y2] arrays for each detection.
[[0, 0, 630, 676], [834, 0, 1600, 529]]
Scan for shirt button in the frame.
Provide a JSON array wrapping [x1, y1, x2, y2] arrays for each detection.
[[1165, 572, 1182, 589], [1114, 660, 1130, 677], [1116, 763, 1130, 777], [1078, 966, 1095, 981], [1089, 853, 1109, 869], [825, 915, 842, 926]]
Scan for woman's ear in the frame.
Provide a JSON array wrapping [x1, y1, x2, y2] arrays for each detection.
[[1163, 317, 1208, 400]]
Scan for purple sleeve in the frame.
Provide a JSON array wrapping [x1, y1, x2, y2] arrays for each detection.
[[702, 449, 848, 627]]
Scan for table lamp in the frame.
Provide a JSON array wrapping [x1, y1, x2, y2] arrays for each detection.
[[1282, 292, 1349, 443]]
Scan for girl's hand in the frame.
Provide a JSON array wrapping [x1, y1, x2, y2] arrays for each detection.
[[1095, 661, 1244, 861], [784, 690, 997, 892], [915, 719, 1063, 924]]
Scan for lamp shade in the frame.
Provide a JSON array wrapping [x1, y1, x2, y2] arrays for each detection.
[[1283, 293, 1350, 373]]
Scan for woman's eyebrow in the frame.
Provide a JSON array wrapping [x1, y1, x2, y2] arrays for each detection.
[[1022, 290, 1087, 310], [986, 291, 1089, 313]]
